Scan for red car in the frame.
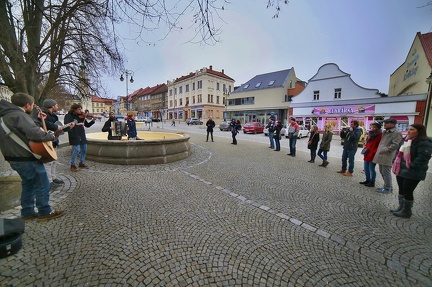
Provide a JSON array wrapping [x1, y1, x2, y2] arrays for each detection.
[[243, 122, 264, 134]]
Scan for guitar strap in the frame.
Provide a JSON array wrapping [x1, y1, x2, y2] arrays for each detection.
[[0, 117, 42, 160]]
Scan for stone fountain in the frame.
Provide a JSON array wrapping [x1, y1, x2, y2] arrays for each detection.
[[85, 131, 191, 165]]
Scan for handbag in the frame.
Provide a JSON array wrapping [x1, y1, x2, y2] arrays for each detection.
[[361, 148, 370, 155]]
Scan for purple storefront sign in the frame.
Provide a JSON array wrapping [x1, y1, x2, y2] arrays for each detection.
[[313, 105, 375, 115]]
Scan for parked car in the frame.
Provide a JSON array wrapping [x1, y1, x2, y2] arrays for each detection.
[[243, 122, 264, 134], [150, 117, 161, 122], [340, 126, 366, 147], [297, 126, 310, 139], [136, 117, 151, 123], [187, 117, 203, 125], [264, 125, 286, 136], [219, 121, 232, 131]]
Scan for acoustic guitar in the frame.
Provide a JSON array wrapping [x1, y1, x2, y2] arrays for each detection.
[[28, 106, 60, 163], [53, 120, 77, 140]]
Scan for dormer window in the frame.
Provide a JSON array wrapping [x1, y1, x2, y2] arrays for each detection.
[[313, 91, 320, 101], [244, 84, 249, 89], [334, 88, 341, 99], [255, 82, 262, 88], [268, 80, 275, 86]]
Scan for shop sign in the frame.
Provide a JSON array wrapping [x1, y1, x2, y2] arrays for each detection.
[[312, 105, 375, 115]]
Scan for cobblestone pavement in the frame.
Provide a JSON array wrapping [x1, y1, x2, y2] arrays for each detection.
[[1, 121, 431, 286]]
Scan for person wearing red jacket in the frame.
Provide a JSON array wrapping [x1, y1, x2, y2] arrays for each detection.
[[359, 123, 382, 187]]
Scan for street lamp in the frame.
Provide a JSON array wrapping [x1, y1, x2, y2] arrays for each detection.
[[424, 71, 432, 128], [223, 89, 230, 120], [120, 69, 134, 112]]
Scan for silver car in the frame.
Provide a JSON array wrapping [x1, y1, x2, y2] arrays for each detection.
[[284, 126, 310, 138], [264, 126, 286, 136], [219, 121, 232, 131]]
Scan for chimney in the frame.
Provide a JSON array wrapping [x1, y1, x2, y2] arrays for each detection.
[[209, 65, 212, 70], [222, 69, 224, 74]]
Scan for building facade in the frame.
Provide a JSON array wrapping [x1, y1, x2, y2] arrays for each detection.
[[228, 68, 302, 125], [132, 84, 167, 119], [167, 66, 234, 122], [90, 95, 116, 115], [389, 31, 432, 135], [290, 63, 426, 134]]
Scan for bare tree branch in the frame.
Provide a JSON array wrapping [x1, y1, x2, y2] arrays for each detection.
[[0, 0, 289, 104]]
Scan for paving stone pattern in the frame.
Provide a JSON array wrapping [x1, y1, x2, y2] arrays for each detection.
[[1, 123, 431, 286]]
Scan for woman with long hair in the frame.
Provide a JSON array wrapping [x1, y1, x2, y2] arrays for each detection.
[[390, 124, 432, 218], [359, 123, 382, 187], [317, 123, 333, 167], [307, 125, 320, 163]]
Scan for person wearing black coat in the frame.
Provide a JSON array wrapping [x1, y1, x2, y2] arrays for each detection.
[[307, 125, 320, 163], [390, 124, 432, 218], [206, 117, 216, 142], [42, 99, 75, 185], [230, 119, 241, 145], [102, 112, 121, 140], [273, 121, 282, 151], [64, 103, 95, 171]]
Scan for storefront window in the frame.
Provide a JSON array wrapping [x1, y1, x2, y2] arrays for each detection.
[[340, 116, 349, 129]]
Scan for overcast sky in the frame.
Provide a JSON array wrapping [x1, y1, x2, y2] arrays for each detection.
[[100, 0, 432, 99]]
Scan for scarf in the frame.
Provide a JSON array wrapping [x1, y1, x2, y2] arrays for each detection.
[[367, 129, 381, 142], [392, 137, 413, 175]]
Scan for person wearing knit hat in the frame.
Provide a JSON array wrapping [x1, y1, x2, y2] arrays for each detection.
[[43, 99, 57, 108], [42, 99, 75, 187]]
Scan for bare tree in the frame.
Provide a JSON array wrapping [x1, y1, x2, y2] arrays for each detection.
[[0, 0, 289, 104]]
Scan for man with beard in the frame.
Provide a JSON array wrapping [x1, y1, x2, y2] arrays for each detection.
[[102, 111, 122, 140], [0, 93, 65, 221], [42, 99, 75, 187]]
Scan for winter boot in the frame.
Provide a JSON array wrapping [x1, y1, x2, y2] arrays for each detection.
[[393, 200, 413, 218], [319, 160, 325, 167], [390, 195, 404, 213], [323, 160, 329, 167]]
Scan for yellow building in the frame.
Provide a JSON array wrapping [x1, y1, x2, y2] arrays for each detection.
[[389, 32, 432, 135], [167, 65, 235, 122]]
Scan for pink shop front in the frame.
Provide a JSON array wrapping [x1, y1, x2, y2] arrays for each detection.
[[293, 104, 412, 135]]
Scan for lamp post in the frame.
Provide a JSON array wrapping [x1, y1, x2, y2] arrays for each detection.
[[425, 71, 432, 133], [120, 70, 134, 112], [173, 93, 176, 123], [223, 89, 230, 120]]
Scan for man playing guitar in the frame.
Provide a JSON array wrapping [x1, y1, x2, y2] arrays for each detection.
[[41, 99, 76, 186], [0, 92, 65, 221]]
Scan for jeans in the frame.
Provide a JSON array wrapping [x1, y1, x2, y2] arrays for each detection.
[[341, 149, 357, 173], [268, 131, 275, 148], [289, 136, 297, 155], [274, 137, 280, 150], [379, 165, 393, 190], [71, 143, 87, 165], [317, 149, 328, 161], [364, 161, 377, 182], [232, 132, 237, 144], [9, 161, 51, 217]]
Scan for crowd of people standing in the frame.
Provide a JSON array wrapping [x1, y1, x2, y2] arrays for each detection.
[[1, 97, 431, 222]]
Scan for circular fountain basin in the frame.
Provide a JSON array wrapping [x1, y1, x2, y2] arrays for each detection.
[[85, 131, 191, 165]]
